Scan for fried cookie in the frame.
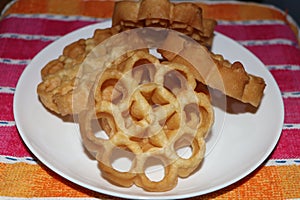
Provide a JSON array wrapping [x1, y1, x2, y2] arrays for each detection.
[[158, 32, 266, 107], [112, 0, 217, 48], [37, 26, 121, 116], [79, 50, 214, 191]]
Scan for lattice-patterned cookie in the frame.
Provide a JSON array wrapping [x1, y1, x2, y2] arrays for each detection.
[[79, 50, 214, 191], [112, 0, 216, 48]]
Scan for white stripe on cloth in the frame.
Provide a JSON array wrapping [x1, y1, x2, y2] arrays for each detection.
[[3, 13, 105, 22], [266, 159, 300, 166], [281, 92, 300, 98], [0, 58, 30, 65], [266, 64, 300, 71], [283, 124, 300, 130], [0, 87, 15, 94], [0, 33, 60, 41], [0, 121, 15, 127], [237, 38, 297, 47], [217, 19, 286, 26], [0, 155, 36, 164]]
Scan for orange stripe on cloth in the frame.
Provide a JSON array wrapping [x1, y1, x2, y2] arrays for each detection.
[[197, 3, 286, 21], [201, 165, 300, 199], [4, 0, 115, 18], [0, 163, 110, 198], [196, 3, 299, 41], [4, 0, 299, 42], [1, 163, 299, 198], [4, 1, 287, 21]]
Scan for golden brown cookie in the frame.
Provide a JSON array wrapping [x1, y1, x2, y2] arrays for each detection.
[[79, 50, 214, 191], [112, 0, 217, 48], [158, 32, 266, 107], [37, 26, 121, 116]]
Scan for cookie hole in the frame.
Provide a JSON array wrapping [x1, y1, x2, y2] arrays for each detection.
[[176, 145, 192, 159], [112, 85, 126, 105], [132, 61, 155, 84], [184, 103, 200, 128], [91, 118, 109, 140], [164, 70, 181, 91], [111, 147, 134, 173], [144, 157, 165, 182], [163, 70, 187, 94], [121, 110, 133, 129], [174, 136, 193, 159]]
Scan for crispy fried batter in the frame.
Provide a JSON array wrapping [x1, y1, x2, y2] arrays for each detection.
[[37, 26, 121, 115], [79, 50, 214, 192], [112, 0, 216, 48], [158, 32, 266, 107]]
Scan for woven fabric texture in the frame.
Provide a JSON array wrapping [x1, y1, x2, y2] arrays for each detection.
[[0, 0, 299, 199]]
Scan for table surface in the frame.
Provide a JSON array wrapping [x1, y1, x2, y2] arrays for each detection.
[[0, 0, 299, 199]]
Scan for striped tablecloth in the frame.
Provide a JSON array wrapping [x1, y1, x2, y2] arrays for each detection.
[[1, 0, 299, 199]]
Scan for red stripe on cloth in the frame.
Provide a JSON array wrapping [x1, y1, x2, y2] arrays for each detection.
[[216, 24, 298, 42], [0, 63, 25, 87], [246, 45, 300, 66], [0, 17, 100, 36], [270, 129, 300, 159], [283, 98, 300, 124], [0, 126, 31, 157], [270, 70, 300, 92], [0, 38, 52, 60], [0, 94, 14, 121]]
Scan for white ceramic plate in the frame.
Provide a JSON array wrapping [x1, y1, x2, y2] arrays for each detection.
[[14, 20, 284, 199]]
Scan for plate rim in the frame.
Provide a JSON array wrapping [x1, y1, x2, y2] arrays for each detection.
[[13, 20, 284, 199]]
